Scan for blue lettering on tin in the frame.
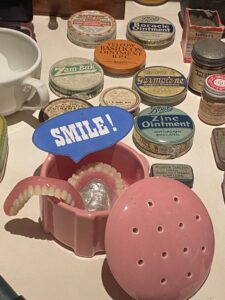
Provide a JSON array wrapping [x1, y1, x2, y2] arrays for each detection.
[[130, 22, 174, 33], [136, 76, 186, 87], [137, 115, 193, 130]]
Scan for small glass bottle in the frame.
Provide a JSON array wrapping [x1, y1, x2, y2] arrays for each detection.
[[188, 38, 225, 94], [198, 74, 225, 125]]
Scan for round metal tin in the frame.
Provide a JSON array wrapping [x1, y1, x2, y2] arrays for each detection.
[[38, 97, 93, 122], [94, 39, 146, 76], [136, 0, 167, 4], [126, 15, 175, 50], [133, 106, 195, 159], [49, 57, 104, 100], [133, 66, 187, 106], [67, 10, 116, 48], [99, 87, 141, 113]]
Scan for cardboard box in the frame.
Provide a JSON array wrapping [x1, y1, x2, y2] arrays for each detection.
[[181, 8, 224, 63], [32, 0, 125, 19]]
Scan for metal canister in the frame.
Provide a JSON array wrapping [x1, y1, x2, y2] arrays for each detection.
[[188, 38, 225, 94], [198, 74, 225, 125]]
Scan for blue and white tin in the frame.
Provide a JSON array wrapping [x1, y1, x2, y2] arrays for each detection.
[[133, 106, 195, 158], [126, 15, 175, 50]]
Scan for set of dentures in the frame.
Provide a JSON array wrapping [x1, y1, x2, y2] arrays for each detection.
[[4, 162, 124, 216]]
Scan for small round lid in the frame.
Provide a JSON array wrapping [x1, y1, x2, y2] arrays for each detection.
[[99, 87, 141, 112], [134, 106, 195, 145], [38, 97, 93, 122], [133, 66, 187, 105], [105, 177, 214, 300], [126, 15, 175, 49], [49, 57, 104, 99], [67, 10, 116, 48], [94, 39, 146, 76], [191, 38, 225, 67], [204, 74, 225, 100]]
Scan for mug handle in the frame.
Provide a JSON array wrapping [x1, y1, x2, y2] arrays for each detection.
[[21, 77, 49, 111]]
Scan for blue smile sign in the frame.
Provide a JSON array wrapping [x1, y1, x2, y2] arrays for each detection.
[[32, 106, 134, 162]]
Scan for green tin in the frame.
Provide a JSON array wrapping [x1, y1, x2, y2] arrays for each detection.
[[133, 106, 195, 158], [49, 57, 104, 100], [0, 115, 8, 181]]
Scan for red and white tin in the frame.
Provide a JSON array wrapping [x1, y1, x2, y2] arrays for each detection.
[[198, 74, 225, 125], [67, 10, 116, 48]]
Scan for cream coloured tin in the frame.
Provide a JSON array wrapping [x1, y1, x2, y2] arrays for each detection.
[[126, 15, 175, 50], [49, 57, 104, 100], [133, 106, 195, 159], [67, 10, 116, 48], [99, 87, 141, 113]]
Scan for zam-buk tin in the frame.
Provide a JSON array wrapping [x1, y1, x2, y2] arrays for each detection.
[[133, 106, 195, 159]]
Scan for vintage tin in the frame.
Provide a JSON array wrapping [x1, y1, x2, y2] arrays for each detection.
[[99, 87, 141, 114], [150, 163, 194, 188], [126, 15, 175, 50], [136, 0, 167, 4], [49, 57, 104, 100], [211, 128, 225, 170], [67, 10, 116, 48], [188, 38, 225, 94], [94, 39, 146, 76], [0, 115, 8, 181], [133, 106, 195, 159], [198, 74, 225, 125], [39, 97, 93, 122], [133, 66, 187, 106]]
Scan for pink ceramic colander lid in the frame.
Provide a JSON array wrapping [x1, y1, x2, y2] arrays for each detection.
[[105, 177, 215, 300]]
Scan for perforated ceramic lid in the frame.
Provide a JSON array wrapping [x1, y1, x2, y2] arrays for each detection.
[[105, 177, 215, 300]]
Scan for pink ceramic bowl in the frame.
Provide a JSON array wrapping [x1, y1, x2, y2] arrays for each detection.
[[39, 142, 149, 257]]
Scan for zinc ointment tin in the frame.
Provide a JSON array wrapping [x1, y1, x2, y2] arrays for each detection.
[[133, 106, 195, 159], [133, 66, 187, 106], [39, 97, 93, 122], [198, 74, 225, 125], [0, 115, 8, 181], [99, 87, 141, 113], [49, 57, 104, 100], [150, 163, 194, 188], [126, 15, 175, 50], [94, 39, 146, 76], [67, 10, 116, 48]]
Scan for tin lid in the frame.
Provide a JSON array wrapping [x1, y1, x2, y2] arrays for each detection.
[[132, 66, 187, 105], [126, 15, 175, 50], [39, 97, 93, 122], [191, 38, 225, 67], [99, 87, 141, 112], [134, 106, 195, 145], [67, 10, 116, 48], [94, 39, 146, 76], [204, 74, 225, 100], [49, 57, 104, 99]]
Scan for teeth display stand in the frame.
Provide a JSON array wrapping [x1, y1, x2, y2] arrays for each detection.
[[1, 1, 225, 300]]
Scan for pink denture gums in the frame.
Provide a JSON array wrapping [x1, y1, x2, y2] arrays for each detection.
[[4, 176, 84, 216]]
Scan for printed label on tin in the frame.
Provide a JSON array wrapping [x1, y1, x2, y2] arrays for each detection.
[[51, 63, 101, 77], [206, 74, 225, 91], [33, 106, 133, 162], [129, 22, 174, 33]]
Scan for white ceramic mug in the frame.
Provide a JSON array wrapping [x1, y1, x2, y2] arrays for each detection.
[[0, 28, 49, 116]]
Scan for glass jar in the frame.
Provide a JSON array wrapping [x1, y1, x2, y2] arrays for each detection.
[[198, 74, 225, 125], [188, 38, 225, 94]]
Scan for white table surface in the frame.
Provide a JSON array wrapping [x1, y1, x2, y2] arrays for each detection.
[[1, 1, 225, 299]]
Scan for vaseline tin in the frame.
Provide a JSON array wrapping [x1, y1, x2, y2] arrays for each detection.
[[126, 15, 175, 50], [99, 87, 141, 113], [49, 57, 104, 100], [94, 39, 146, 76], [133, 66, 187, 105], [67, 10, 116, 48], [198, 74, 225, 125], [39, 97, 93, 122], [133, 106, 195, 159], [0, 115, 8, 181]]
